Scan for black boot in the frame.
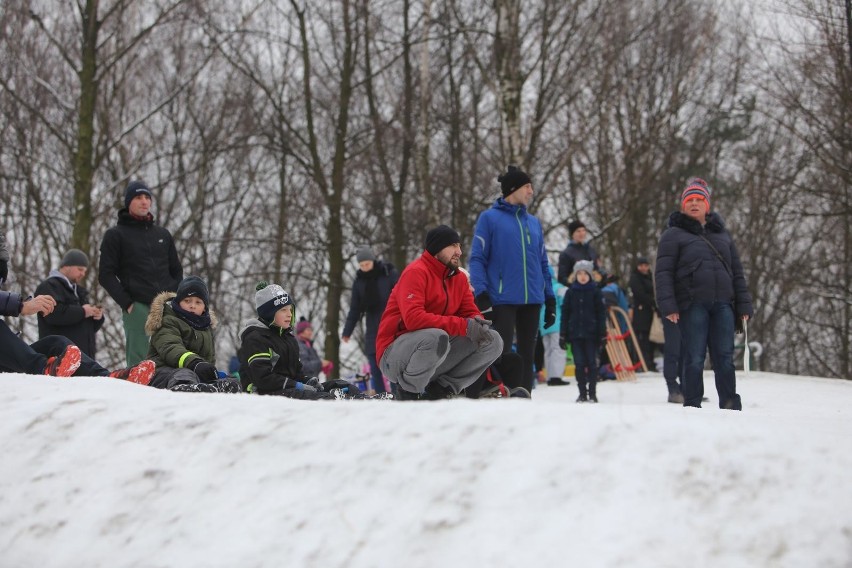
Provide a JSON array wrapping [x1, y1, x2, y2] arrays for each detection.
[[576, 380, 588, 403], [588, 379, 598, 403]]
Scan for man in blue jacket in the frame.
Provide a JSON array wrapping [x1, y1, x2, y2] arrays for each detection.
[[469, 165, 556, 393], [655, 178, 753, 410]]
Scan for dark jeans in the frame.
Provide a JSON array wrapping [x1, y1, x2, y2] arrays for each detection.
[[571, 338, 598, 384], [0, 320, 108, 376], [662, 317, 682, 394], [367, 352, 386, 393], [490, 304, 542, 392], [680, 301, 739, 409]]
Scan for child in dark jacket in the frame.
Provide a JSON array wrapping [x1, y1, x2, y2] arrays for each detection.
[[144, 276, 239, 393], [560, 260, 607, 402], [238, 282, 338, 399]]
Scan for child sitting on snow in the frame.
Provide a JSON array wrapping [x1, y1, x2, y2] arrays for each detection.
[[238, 282, 361, 399], [559, 260, 606, 403], [144, 276, 239, 393]]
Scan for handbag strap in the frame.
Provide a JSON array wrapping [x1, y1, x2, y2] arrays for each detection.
[[697, 234, 733, 278]]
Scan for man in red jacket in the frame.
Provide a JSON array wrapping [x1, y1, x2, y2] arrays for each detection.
[[376, 225, 503, 400]]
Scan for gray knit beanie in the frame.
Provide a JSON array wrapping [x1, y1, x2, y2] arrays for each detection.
[[255, 281, 294, 325], [60, 249, 89, 268]]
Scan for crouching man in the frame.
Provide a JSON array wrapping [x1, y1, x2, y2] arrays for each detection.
[[376, 225, 503, 400]]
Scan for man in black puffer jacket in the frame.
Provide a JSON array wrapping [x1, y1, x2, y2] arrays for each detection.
[[655, 178, 753, 410], [99, 180, 183, 367]]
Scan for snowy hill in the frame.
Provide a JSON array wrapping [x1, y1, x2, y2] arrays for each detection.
[[0, 371, 850, 568]]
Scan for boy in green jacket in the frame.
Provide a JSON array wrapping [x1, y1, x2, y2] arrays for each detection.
[[144, 276, 239, 393]]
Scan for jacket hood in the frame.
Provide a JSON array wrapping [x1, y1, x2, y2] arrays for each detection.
[[47, 269, 76, 292], [494, 197, 528, 215], [145, 291, 217, 335], [239, 317, 294, 339], [667, 211, 726, 234]]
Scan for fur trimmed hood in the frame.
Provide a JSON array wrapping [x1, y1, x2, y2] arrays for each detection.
[[667, 211, 726, 235], [145, 291, 218, 336]]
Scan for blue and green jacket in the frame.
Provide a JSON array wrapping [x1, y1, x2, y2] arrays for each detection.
[[469, 198, 555, 306]]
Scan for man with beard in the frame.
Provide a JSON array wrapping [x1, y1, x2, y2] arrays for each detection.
[[35, 249, 104, 358], [376, 225, 503, 400]]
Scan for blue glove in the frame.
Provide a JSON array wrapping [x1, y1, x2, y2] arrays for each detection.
[[295, 381, 318, 392]]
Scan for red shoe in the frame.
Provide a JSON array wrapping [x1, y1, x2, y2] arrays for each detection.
[[109, 360, 156, 386], [44, 345, 82, 377]]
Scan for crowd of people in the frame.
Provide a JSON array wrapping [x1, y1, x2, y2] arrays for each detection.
[[0, 172, 753, 409]]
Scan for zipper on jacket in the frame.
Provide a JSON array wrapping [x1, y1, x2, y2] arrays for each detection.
[[515, 209, 529, 302]]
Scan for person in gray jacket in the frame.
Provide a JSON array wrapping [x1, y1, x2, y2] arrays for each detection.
[[655, 178, 753, 410]]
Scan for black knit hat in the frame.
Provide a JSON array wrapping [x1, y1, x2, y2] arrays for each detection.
[[567, 220, 586, 238], [424, 225, 461, 256], [60, 249, 89, 268], [497, 165, 531, 197], [175, 276, 209, 308], [124, 180, 153, 209]]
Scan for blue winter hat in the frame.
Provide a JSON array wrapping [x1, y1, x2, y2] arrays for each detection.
[[124, 180, 153, 209]]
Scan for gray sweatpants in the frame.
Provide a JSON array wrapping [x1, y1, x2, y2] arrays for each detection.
[[542, 332, 567, 379], [379, 328, 503, 394]]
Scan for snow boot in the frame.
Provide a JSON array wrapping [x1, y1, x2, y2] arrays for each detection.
[[509, 387, 531, 398], [667, 391, 685, 404], [576, 380, 588, 403], [588, 379, 598, 403], [547, 377, 570, 386], [43, 345, 82, 377], [423, 380, 456, 400], [109, 360, 156, 385], [170, 382, 217, 393]]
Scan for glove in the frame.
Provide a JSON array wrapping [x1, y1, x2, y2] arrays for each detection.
[[543, 298, 556, 328], [295, 381, 318, 392], [474, 292, 492, 312], [558, 335, 568, 351], [187, 359, 218, 383], [0, 259, 7, 284], [466, 317, 493, 347]]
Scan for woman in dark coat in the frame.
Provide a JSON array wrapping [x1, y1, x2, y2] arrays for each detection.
[[341, 246, 398, 393], [628, 257, 656, 372]]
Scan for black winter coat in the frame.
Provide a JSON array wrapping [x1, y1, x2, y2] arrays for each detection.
[[557, 242, 600, 286], [238, 319, 305, 394], [35, 272, 104, 357], [341, 260, 399, 355], [560, 281, 607, 341], [628, 269, 655, 333], [99, 209, 183, 309], [655, 212, 753, 318]]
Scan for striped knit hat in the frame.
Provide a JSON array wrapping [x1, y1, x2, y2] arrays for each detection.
[[681, 177, 711, 210]]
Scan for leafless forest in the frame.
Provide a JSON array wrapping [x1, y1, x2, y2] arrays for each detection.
[[1, 0, 850, 379]]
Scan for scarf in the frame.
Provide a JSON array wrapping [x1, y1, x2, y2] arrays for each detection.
[[171, 300, 211, 330]]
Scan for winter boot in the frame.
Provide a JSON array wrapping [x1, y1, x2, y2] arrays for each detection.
[[423, 380, 456, 400], [588, 379, 598, 403], [43, 345, 82, 377], [667, 391, 685, 404], [109, 360, 156, 385], [576, 380, 588, 403], [395, 388, 422, 401], [170, 382, 217, 393], [547, 377, 570, 386], [212, 378, 242, 393], [509, 387, 531, 399]]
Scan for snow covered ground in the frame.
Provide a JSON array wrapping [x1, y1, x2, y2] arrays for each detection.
[[0, 370, 850, 568]]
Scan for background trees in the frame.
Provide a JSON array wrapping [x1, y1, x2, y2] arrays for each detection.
[[1, 0, 849, 379]]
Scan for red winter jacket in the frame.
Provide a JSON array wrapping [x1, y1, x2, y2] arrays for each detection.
[[375, 251, 481, 363]]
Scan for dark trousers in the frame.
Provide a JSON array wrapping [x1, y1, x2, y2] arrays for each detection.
[[367, 352, 386, 393], [680, 301, 739, 409], [572, 338, 598, 384], [490, 304, 542, 392], [662, 317, 682, 394], [0, 321, 108, 375]]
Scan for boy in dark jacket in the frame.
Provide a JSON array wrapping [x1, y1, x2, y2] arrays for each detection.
[[238, 282, 334, 399], [145, 276, 239, 393], [560, 260, 607, 403]]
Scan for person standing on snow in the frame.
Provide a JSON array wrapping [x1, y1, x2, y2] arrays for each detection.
[[655, 178, 753, 410], [341, 246, 398, 394], [557, 220, 604, 286], [99, 180, 183, 367], [468, 165, 556, 394]]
